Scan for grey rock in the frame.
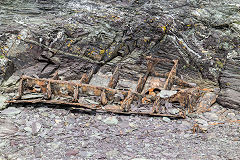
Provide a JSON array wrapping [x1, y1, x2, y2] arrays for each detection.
[[21, 93, 44, 100], [2, 75, 20, 87], [132, 158, 149, 160], [84, 99, 99, 105], [0, 58, 14, 85], [0, 95, 7, 110], [195, 119, 208, 126], [218, 50, 240, 110], [32, 122, 42, 134], [24, 127, 32, 132], [0, 122, 18, 137], [129, 122, 137, 128], [162, 117, 171, 123], [1, 107, 21, 115], [114, 93, 124, 102], [157, 90, 177, 98], [204, 112, 219, 121], [103, 116, 118, 125], [168, 108, 179, 115], [89, 72, 110, 87], [227, 112, 236, 120]]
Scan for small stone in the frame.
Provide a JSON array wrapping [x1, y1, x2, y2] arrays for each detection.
[[32, 122, 41, 134], [2, 75, 20, 87], [96, 115, 102, 120], [0, 141, 7, 148], [168, 108, 179, 115], [24, 127, 32, 132], [55, 118, 62, 124], [227, 113, 236, 120], [103, 116, 118, 125], [187, 113, 199, 118], [21, 93, 44, 99], [0, 95, 7, 110], [195, 119, 208, 126], [65, 149, 79, 156], [0, 122, 18, 137], [114, 93, 124, 102], [157, 90, 177, 98], [183, 134, 191, 138], [1, 107, 21, 115], [129, 122, 137, 128], [204, 112, 218, 121], [179, 121, 192, 130], [176, 120, 182, 124], [162, 117, 171, 123], [85, 99, 99, 105]]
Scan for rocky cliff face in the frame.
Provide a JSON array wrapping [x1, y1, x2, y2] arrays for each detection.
[[0, 0, 239, 109]]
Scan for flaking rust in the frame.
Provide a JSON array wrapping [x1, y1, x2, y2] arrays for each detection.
[[6, 56, 216, 118]]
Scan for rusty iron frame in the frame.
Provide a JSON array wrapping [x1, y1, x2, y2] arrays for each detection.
[[6, 56, 201, 118]]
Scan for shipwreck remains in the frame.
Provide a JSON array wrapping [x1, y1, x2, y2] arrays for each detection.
[[6, 57, 217, 118]]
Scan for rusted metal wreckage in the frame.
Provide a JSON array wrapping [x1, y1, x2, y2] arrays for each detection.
[[6, 56, 217, 118]]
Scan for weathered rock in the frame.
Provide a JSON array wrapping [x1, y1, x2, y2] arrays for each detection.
[[203, 112, 219, 121], [226, 113, 236, 120], [0, 0, 239, 112], [2, 74, 20, 87], [162, 117, 171, 123], [0, 58, 14, 85], [0, 95, 8, 110], [103, 116, 118, 125], [0, 121, 18, 137], [0, 107, 21, 115], [218, 51, 240, 110], [157, 90, 177, 98]]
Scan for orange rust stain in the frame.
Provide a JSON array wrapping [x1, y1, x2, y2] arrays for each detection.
[[142, 97, 151, 104]]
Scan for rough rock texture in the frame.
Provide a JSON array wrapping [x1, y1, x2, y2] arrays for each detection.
[[0, 104, 240, 159], [0, 0, 239, 109], [0, 58, 14, 85], [218, 51, 240, 110]]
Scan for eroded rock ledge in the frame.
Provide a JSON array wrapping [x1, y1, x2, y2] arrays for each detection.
[[0, 0, 239, 109]]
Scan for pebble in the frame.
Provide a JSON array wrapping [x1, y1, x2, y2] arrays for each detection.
[[129, 122, 137, 128], [162, 117, 171, 123], [0, 122, 18, 137], [204, 112, 219, 121], [227, 113, 236, 120], [157, 90, 177, 98], [96, 115, 102, 120], [168, 108, 179, 115], [103, 116, 118, 125], [32, 122, 42, 134], [1, 107, 21, 115], [24, 127, 32, 132]]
